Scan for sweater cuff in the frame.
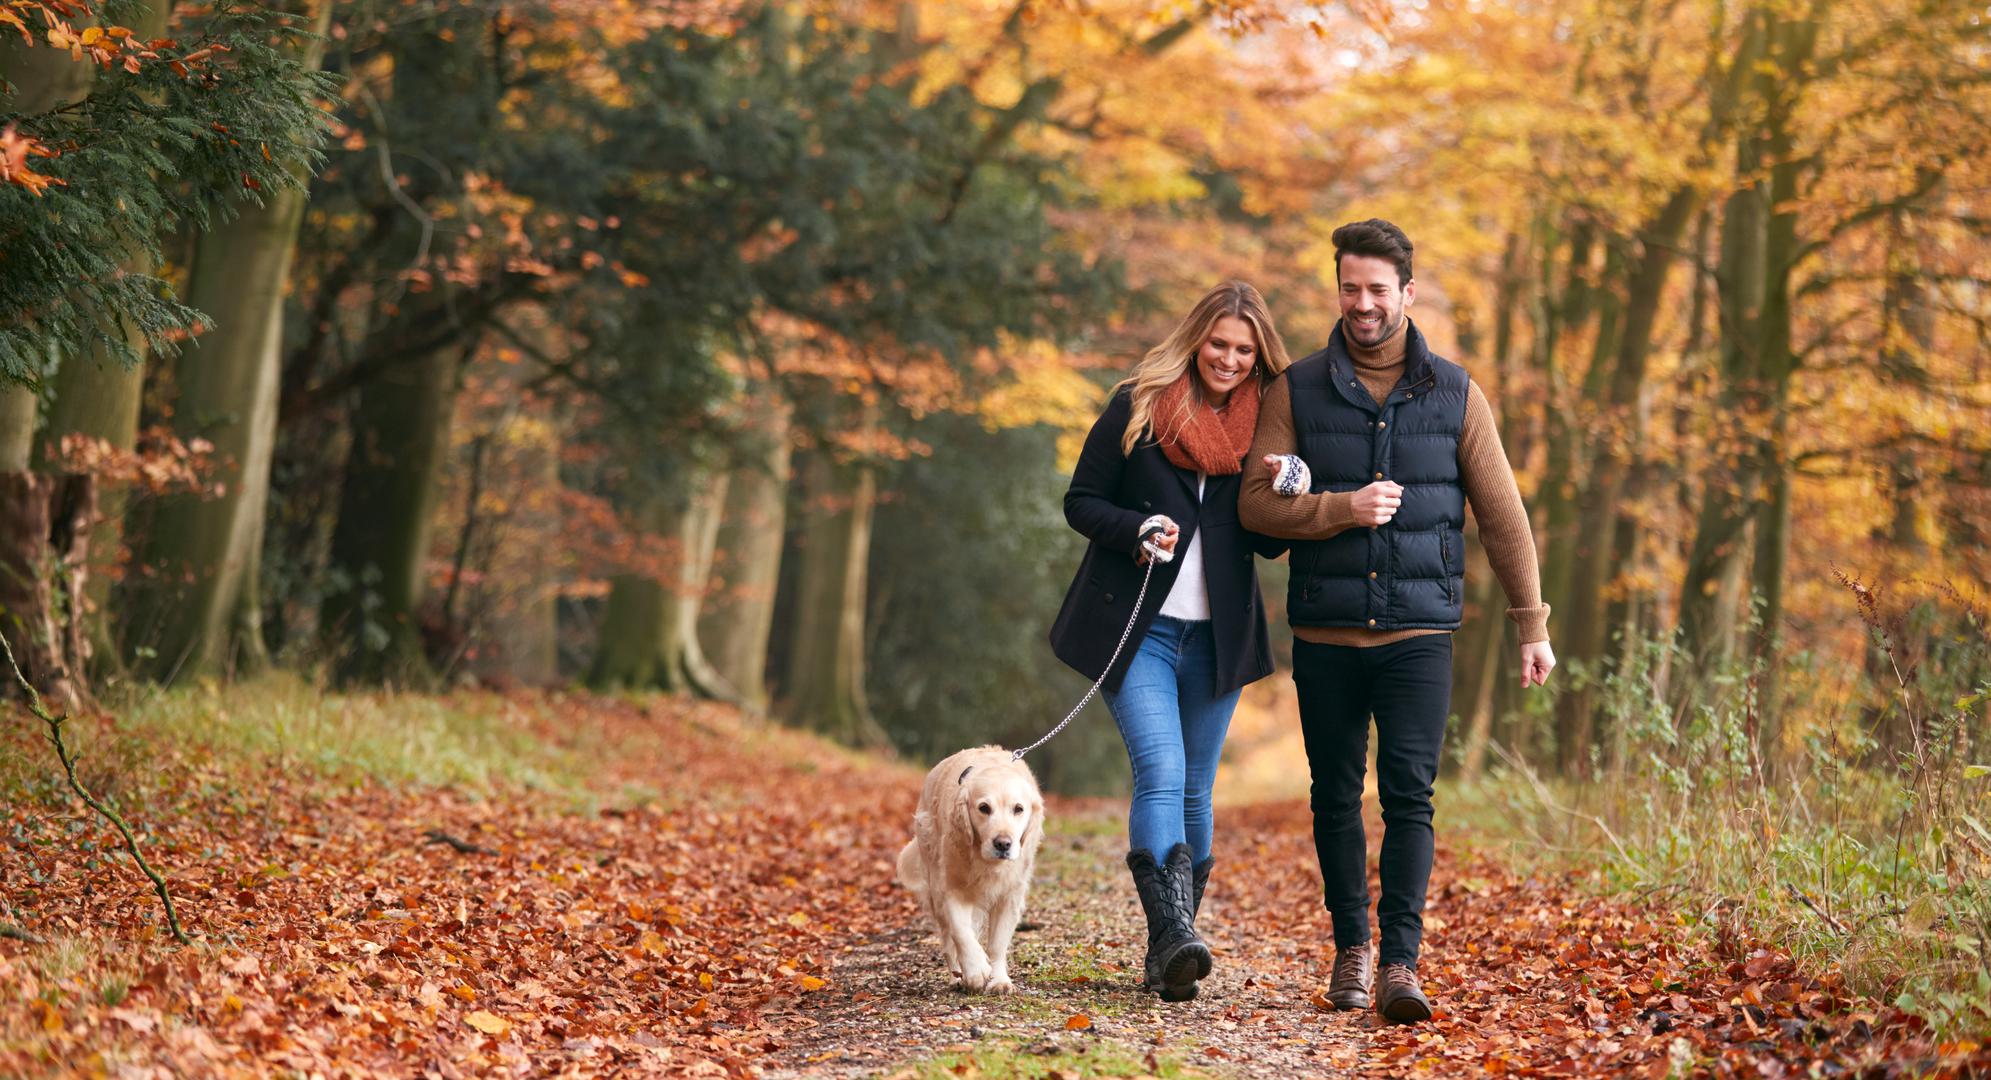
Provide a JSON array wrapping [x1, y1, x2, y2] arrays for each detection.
[[1505, 603, 1551, 644], [1321, 491, 1357, 534]]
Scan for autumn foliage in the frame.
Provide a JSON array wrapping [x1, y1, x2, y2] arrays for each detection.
[[4, 692, 1985, 1075]]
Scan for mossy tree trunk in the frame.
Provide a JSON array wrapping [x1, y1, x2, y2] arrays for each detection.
[[697, 392, 792, 710], [321, 344, 463, 686], [590, 471, 734, 697], [121, 0, 331, 683], [779, 445, 887, 747]]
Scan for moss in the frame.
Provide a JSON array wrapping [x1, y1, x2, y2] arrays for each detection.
[[895, 1033, 1223, 1079]]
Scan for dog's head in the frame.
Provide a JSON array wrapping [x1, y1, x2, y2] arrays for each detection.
[[955, 759, 1043, 863]]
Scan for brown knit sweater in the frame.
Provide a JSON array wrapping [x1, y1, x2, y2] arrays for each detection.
[[1239, 317, 1551, 646]]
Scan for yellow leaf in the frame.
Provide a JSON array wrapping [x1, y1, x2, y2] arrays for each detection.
[[638, 930, 667, 956], [464, 1010, 510, 1036], [800, 976, 828, 991], [787, 911, 809, 927], [80, 26, 102, 45], [449, 985, 477, 1002], [698, 972, 714, 989]]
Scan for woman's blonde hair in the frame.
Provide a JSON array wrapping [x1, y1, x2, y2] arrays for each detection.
[[1116, 280, 1292, 455]]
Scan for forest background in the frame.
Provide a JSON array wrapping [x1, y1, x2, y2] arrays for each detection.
[[3, 0, 1990, 1050]]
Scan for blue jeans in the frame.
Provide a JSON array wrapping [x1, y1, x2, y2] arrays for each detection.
[[1103, 615, 1242, 864]]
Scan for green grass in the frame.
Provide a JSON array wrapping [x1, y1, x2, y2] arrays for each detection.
[[1443, 688, 1991, 1038], [1, 674, 751, 821], [895, 1034, 1221, 1079], [1028, 941, 1123, 985], [1047, 814, 1127, 841], [1436, 590, 1991, 1040]]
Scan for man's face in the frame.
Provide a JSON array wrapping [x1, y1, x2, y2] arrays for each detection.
[[1338, 253, 1414, 347]]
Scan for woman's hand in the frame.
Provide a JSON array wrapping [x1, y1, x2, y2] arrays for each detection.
[[1349, 481, 1404, 527], [1136, 515, 1179, 565], [1262, 454, 1311, 496]]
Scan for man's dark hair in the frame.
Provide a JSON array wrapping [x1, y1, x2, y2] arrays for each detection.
[[1331, 219, 1414, 287]]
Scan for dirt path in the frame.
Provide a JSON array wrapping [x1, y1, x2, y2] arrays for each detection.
[[763, 805, 1363, 1079], [766, 790, 1974, 1079]]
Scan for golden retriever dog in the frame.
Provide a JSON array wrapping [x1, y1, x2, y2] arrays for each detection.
[[895, 746, 1044, 994]]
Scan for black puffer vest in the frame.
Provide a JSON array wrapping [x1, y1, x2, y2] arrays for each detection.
[[1285, 320, 1469, 630]]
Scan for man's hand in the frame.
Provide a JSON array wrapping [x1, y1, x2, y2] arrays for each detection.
[[1349, 481, 1404, 527], [1520, 640, 1556, 688]]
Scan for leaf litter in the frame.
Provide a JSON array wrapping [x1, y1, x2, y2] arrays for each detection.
[[2, 693, 1983, 1077]]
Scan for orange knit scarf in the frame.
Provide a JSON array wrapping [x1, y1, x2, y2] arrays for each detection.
[[1153, 372, 1260, 475]]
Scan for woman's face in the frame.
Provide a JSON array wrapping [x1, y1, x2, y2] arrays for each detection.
[[1195, 314, 1259, 406]]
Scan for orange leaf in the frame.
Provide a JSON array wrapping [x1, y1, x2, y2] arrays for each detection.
[[1063, 1013, 1091, 1030], [464, 1010, 510, 1036]]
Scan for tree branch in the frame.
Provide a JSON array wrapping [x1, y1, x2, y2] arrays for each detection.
[[0, 631, 190, 945]]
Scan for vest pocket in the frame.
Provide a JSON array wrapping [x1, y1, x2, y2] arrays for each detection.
[[1441, 532, 1456, 605]]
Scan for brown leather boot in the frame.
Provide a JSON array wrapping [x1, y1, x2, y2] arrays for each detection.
[[1326, 942, 1373, 1010], [1375, 963, 1432, 1024]]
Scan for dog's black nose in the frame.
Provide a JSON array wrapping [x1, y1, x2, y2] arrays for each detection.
[[992, 837, 1012, 855]]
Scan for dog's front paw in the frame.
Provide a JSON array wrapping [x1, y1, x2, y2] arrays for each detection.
[[983, 975, 1015, 995], [958, 963, 993, 992]]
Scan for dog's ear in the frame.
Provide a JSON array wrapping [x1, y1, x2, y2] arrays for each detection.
[[1022, 795, 1045, 853], [955, 787, 979, 848]]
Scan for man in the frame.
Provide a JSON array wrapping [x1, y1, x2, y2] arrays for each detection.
[[1238, 219, 1555, 1024]]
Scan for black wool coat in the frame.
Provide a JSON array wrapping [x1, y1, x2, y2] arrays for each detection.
[[1048, 387, 1286, 697]]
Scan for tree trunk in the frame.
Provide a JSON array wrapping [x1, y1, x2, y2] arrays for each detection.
[[120, 1, 330, 683], [0, 22, 91, 700], [1743, 11, 1818, 754], [0, 387, 33, 468], [779, 446, 887, 747], [124, 185, 308, 681], [698, 394, 792, 710], [1555, 190, 1699, 769], [1679, 169, 1767, 665], [589, 471, 736, 697], [322, 344, 462, 685], [463, 310, 570, 687], [0, 472, 95, 709]]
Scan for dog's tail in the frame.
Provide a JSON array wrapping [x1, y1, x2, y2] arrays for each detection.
[[894, 838, 924, 892]]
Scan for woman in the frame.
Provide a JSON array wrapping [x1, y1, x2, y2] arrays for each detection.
[[1048, 280, 1292, 1003]]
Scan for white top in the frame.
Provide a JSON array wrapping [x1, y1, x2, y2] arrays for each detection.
[[1159, 473, 1211, 621]]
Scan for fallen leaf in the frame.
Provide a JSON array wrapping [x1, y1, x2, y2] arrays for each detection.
[[464, 1010, 510, 1036]]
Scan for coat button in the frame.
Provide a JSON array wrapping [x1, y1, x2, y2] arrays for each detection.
[[1378, 421, 1387, 428], [1368, 619, 1378, 627], [1369, 571, 1378, 580], [1374, 472, 1383, 480], [1104, 593, 1116, 604], [1142, 500, 1152, 510]]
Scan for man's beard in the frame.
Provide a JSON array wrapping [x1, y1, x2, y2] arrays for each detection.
[[1348, 309, 1404, 345]]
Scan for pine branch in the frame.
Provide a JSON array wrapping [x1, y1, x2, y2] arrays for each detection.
[[0, 631, 191, 945]]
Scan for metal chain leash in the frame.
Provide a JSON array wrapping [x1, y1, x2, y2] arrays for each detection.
[[1012, 526, 1169, 762]]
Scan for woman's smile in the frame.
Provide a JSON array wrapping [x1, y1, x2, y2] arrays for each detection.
[[1197, 314, 1260, 403]]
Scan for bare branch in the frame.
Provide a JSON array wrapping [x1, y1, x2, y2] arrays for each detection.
[[0, 631, 190, 945]]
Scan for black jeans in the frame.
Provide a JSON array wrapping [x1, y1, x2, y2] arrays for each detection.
[[1292, 634, 1452, 969]]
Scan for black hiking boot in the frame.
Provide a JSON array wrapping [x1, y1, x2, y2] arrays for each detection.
[[1190, 856, 1214, 921], [1127, 843, 1213, 1003]]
